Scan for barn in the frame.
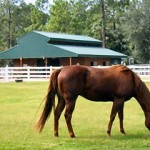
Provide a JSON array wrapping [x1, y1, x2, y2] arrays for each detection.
[[0, 31, 127, 67]]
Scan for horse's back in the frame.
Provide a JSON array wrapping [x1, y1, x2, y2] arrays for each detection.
[[57, 65, 136, 101]]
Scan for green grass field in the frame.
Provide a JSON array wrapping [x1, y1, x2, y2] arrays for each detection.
[[0, 82, 150, 150]]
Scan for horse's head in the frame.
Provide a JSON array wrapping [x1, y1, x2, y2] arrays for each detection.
[[145, 92, 150, 130], [136, 82, 150, 130], [145, 117, 150, 130]]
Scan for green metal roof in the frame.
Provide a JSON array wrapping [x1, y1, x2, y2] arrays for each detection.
[[53, 45, 127, 58], [17, 31, 102, 44], [0, 45, 77, 59], [0, 31, 127, 59], [34, 31, 101, 43]]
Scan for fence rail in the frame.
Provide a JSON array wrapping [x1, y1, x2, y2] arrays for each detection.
[[0, 65, 150, 82], [0, 66, 61, 82], [128, 65, 150, 82]]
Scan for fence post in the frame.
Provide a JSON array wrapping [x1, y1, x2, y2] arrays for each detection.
[[50, 66, 53, 76], [27, 66, 30, 81], [5, 65, 8, 82]]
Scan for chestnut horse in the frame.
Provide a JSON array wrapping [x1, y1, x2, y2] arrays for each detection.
[[36, 65, 150, 138]]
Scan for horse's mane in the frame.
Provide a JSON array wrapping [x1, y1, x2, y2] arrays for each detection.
[[112, 65, 131, 72], [120, 65, 150, 99], [112, 65, 141, 88]]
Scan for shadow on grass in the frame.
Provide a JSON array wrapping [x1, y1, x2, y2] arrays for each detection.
[[65, 132, 150, 141]]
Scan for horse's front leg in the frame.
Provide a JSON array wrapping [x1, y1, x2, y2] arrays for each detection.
[[54, 98, 65, 137], [107, 98, 124, 137], [118, 102, 126, 135], [64, 99, 76, 138]]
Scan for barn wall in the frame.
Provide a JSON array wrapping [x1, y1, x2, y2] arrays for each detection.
[[60, 57, 111, 66], [14, 59, 37, 67], [84, 57, 110, 66], [59, 58, 86, 66], [13, 57, 120, 67]]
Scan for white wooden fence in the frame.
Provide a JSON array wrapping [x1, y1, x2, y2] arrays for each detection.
[[128, 65, 150, 82], [0, 66, 61, 82], [0, 65, 150, 82]]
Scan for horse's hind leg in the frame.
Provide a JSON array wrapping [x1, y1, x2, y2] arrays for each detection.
[[64, 99, 76, 138], [54, 97, 65, 137], [107, 98, 124, 137], [118, 102, 126, 135]]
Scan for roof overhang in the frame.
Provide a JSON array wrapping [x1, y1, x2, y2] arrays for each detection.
[[0, 44, 127, 60], [53, 45, 127, 58]]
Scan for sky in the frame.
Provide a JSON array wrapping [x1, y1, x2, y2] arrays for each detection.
[[24, 0, 36, 4], [24, 0, 53, 4]]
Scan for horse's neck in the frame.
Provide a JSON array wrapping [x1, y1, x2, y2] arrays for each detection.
[[136, 82, 150, 116]]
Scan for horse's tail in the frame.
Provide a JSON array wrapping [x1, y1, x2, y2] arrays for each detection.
[[36, 68, 61, 133]]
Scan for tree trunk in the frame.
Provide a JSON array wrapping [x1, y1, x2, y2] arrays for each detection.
[[8, 6, 11, 49], [101, 0, 106, 48]]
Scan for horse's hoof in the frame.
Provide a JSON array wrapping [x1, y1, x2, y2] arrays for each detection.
[[106, 131, 111, 138], [54, 133, 59, 137], [107, 134, 111, 138], [70, 134, 76, 138], [120, 130, 126, 135]]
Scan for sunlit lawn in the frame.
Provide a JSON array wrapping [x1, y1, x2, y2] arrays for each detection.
[[0, 82, 150, 150]]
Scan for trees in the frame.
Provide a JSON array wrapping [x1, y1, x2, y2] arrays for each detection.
[[0, 0, 18, 49], [123, 0, 150, 63], [104, 0, 130, 54], [45, 0, 90, 34], [0, 0, 32, 49], [0, 0, 149, 63], [25, 4, 49, 32], [45, 0, 71, 32], [0, 0, 49, 50]]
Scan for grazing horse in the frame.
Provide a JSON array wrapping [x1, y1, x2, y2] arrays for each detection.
[[36, 65, 150, 138]]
